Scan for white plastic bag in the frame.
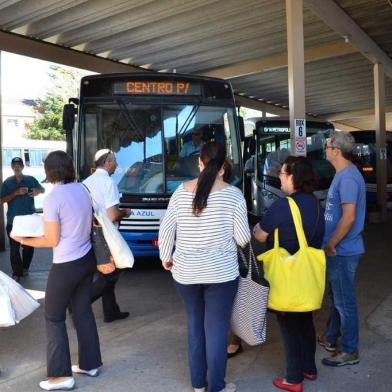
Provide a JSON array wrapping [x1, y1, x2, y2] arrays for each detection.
[[82, 186, 134, 269], [11, 214, 44, 237], [0, 285, 15, 327], [0, 271, 40, 326]]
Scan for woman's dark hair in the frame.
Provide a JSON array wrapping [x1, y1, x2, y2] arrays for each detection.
[[43, 150, 76, 184], [193, 142, 226, 216], [222, 158, 233, 183], [283, 156, 317, 193]]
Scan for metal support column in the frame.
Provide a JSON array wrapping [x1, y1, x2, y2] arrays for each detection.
[[374, 63, 388, 221], [286, 0, 307, 156], [0, 51, 5, 250]]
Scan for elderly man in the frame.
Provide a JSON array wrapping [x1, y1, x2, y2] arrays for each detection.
[[1, 157, 44, 281], [320, 131, 366, 367], [83, 149, 131, 323]]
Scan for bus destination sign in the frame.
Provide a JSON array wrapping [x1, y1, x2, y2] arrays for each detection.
[[113, 80, 201, 96], [263, 127, 290, 133]]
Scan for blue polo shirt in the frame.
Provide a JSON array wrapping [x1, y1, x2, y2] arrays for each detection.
[[323, 164, 366, 256], [260, 193, 325, 254], [1, 175, 42, 225]]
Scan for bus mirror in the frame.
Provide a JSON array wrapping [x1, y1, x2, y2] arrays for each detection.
[[62, 103, 77, 158], [62, 104, 76, 132], [238, 116, 245, 141]]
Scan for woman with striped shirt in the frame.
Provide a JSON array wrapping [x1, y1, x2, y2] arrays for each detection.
[[159, 142, 250, 392]]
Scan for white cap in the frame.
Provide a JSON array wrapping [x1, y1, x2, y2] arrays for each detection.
[[94, 149, 112, 162]]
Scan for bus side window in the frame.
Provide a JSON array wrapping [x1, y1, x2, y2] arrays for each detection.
[[24, 150, 30, 167]]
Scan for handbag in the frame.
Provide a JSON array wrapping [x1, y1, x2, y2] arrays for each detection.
[[257, 197, 326, 312], [92, 225, 116, 275], [11, 214, 44, 237], [231, 244, 270, 346], [82, 184, 134, 270]]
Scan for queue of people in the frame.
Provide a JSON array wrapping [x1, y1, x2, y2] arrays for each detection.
[[0, 130, 365, 391], [159, 132, 365, 392]]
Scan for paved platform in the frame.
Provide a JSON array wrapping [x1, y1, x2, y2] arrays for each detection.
[[0, 220, 391, 392]]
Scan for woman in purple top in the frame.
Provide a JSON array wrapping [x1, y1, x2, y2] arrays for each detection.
[[12, 151, 101, 391]]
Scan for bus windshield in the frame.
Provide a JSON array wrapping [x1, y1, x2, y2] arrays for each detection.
[[80, 102, 241, 194], [351, 131, 392, 181], [255, 121, 335, 190]]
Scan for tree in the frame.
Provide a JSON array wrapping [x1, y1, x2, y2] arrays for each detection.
[[26, 65, 88, 141]]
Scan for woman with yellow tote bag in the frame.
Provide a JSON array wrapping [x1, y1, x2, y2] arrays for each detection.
[[253, 156, 325, 392]]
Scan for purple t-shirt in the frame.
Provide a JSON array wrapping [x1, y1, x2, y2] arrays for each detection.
[[43, 182, 92, 263]]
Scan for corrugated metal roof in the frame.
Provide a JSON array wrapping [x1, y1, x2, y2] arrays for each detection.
[[0, 0, 391, 129]]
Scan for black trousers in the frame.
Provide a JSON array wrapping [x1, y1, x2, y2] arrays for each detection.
[[6, 224, 34, 277], [276, 311, 317, 384], [91, 270, 121, 319], [45, 249, 102, 377]]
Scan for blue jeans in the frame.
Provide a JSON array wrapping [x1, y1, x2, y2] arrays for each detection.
[[325, 255, 361, 354], [175, 278, 239, 392]]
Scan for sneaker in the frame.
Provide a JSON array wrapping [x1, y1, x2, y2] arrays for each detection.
[[317, 334, 336, 352], [322, 351, 360, 367], [219, 383, 236, 392], [71, 365, 99, 377]]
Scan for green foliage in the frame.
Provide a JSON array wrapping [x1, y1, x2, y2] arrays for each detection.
[[26, 65, 88, 141]]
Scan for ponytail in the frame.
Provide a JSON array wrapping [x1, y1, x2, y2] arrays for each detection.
[[192, 142, 226, 216]]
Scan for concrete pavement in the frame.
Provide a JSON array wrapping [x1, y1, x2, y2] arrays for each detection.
[[0, 220, 391, 392]]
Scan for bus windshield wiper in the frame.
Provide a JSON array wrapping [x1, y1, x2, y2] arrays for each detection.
[[117, 98, 144, 141], [178, 104, 200, 136]]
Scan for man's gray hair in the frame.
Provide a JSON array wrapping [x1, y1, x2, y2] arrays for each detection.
[[329, 131, 355, 157]]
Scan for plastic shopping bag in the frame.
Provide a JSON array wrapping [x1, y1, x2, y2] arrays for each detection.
[[82, 185, 134, 269], [0, 271, 40, 325], [0, 284, 16, 327]]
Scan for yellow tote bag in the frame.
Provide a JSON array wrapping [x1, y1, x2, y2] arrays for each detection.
[[257, 197, 326, 312]]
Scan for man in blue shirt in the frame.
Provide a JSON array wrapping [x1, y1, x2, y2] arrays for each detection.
[[1, 157, 44, 281], [320, 132, 366, 367], [179, 128, 204, 158]]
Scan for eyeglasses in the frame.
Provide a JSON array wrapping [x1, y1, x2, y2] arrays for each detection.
[[325, 145, 338, 150]]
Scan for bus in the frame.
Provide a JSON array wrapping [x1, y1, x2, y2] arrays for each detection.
[[63, 73, 243, 257], [244, 117, 335, 218], [350, 130, 392, 207]]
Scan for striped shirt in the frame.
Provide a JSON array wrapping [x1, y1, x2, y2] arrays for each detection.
[[159, 183, 250, 284]]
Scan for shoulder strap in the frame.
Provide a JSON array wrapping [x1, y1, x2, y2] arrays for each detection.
[[287, 196, 308, 249]]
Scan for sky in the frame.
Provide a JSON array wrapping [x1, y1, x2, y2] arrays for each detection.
[[1, 51, 92, 101]]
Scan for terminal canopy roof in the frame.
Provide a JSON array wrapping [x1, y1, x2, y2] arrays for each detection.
[[0, 0, 391, 130]]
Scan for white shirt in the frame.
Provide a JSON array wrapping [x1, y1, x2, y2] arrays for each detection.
[[83, 168, 120, 211], [159, 184, 250, 284]]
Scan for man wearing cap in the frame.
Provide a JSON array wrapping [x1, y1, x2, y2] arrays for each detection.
[[83, 149, 131, 323], [1, 157, 45, 282]]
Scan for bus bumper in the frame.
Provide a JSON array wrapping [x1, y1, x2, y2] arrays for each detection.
[[120, 232, 159, 257]]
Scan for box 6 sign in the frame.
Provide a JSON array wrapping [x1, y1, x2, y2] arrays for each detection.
[[294, 119, 306, 156]]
